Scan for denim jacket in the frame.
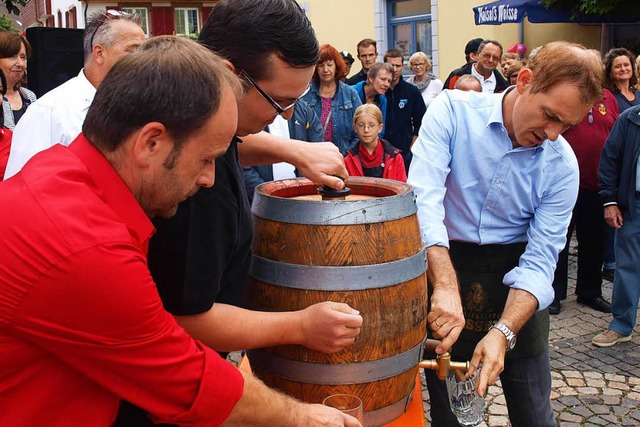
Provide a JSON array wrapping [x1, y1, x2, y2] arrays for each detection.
[[302, 81, 362, 155]]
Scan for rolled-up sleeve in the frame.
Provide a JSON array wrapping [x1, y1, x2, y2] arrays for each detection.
[[503, 160, 579, 310]]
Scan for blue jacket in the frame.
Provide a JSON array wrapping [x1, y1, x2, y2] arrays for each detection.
[[384, 79, 426, 167], [302, 81, 362, 155], [599, 105, 640, 219], [352, 81, 386, 138], [243, 99, 323, 203]]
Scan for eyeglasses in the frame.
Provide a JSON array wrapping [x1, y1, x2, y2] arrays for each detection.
[[240, 69, 298, 115], [480, 52, 501, 62], [411, 62, 427, 68], [355, 123, 379, 131], [89, 9, 131, 49]]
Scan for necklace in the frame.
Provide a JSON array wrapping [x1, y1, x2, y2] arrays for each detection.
[[319, 84, 336, 98]]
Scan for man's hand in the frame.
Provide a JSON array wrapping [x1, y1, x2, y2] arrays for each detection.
[[604, 205, 623, 229], [304, 404, 363, 427], [428, 283, 465, 355], [299, 302, 363, 353], [426, 246, 465, 355], [290, 141, 348, 189], [468, 328, 507, 398]]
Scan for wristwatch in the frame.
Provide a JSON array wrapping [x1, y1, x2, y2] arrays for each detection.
[[491, 322, 517, 351]]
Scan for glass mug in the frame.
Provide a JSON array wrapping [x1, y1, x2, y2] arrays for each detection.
[[445, 367, 485, 426], [322, 394, 364, 423]]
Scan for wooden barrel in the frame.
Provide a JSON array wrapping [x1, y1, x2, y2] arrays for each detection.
[[246, 177, 427, 427]]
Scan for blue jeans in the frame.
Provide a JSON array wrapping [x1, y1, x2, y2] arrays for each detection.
[[610, 194, 640, 336], [424, 347, 556, 427]]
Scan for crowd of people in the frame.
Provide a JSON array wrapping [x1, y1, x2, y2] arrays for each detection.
[[1, 1, 640, 426]]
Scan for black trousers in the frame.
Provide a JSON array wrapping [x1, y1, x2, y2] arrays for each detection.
[[553, 189, 607, 301]]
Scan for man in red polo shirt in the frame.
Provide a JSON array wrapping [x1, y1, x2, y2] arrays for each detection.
[[0, 36, 360, 427]]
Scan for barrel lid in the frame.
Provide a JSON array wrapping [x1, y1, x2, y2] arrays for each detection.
[[252, 177, 417, 225]]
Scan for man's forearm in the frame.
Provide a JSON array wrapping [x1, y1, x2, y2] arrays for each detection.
[[497, 288, 538, 334], [238, 132, 305, 167], [426, 245, 458, 290], [175, 304, 303, 352]]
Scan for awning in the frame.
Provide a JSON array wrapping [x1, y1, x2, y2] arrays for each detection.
[[474, 0, 573, 25], [474, 0, 639, 25]]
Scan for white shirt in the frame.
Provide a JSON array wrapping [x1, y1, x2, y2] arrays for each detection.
[[4, 70, 96, 179], [268, 115, 296, 180], [471, 64, 497, 93]]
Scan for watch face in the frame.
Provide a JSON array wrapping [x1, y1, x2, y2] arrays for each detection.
[[508, 335, 517, 351]]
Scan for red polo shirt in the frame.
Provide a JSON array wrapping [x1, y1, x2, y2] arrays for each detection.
[[562, 89, 620, 192], [0, 134, 243, 426]]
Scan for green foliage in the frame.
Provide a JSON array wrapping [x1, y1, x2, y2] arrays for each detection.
[[0, 14, 18, 32], [541, 0, 640, 19], [3, 0, 27, 16]]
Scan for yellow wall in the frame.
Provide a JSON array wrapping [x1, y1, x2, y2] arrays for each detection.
[[299, 0, 375, 76]]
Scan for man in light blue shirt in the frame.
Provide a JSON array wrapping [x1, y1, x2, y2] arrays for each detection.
[[408, 42, 604, 427]]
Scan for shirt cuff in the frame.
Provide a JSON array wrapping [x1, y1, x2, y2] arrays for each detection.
[[503, 267, 553, 311], [163, 342, 244, 425]]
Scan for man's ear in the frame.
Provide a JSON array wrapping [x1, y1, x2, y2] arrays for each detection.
[[223, 59, 236, 73], [130, 122, 171, 168], [515, 68, 533, 94], [92, 44, 105, 65]]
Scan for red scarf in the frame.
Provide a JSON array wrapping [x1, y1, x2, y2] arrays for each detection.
[[358, 139, 384, 168]]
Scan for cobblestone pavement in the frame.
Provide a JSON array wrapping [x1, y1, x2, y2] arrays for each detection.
[[422, 237, 640, 426]]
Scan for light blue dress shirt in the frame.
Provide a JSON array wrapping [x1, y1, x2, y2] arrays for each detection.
[[408, 89, 579, 310]]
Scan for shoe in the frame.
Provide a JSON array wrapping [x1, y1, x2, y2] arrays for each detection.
[[577, 296, 612, 313], [592, 329, 632, 347], [548, 300, 561, 315], [602, 268, 615, 282]]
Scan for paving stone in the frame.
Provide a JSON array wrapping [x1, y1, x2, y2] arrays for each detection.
[[569, 405, 594, 417], [588, 404, 611, 415], [580, 396, 602, 405], [550, 390, 561, 400], [585, 416, 608, 426], [601, 395, 620, 405], [559, 412, 584, 422], [604, 373, 626, 382], [584, 371, 604, 379], [612, 405, 630, 416], [487, 415, 509, 426], [630, 409, 640, 420], [576, 387, 599, 395], [584, 379, 606, 388], [558, 386, 578, 396], [558, 395, 582, 406], [600, 413, 619, 423], [602, 388, 623, 396], [487, 404, 508, 415], [553, 379, 568, 388], [628, 377, 640, 385], [609, 381, 630, 391], [564, 370, 583, 379]]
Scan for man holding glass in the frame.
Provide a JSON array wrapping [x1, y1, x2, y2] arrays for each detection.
[[408, 41, 603, 426]]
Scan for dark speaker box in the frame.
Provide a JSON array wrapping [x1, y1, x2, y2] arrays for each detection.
[[26, 27, 85, 98]]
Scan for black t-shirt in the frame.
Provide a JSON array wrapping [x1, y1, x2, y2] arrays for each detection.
[[148, 138, 253, 315]]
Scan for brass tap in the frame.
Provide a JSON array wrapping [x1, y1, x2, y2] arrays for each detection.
[[419, 339, 470, 381]]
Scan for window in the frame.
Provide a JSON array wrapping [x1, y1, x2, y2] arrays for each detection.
[[122, 7, 150, 36], [387, 0, 432, 73], [174, 8, 199, 38]]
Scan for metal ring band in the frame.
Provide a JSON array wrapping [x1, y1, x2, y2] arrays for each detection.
[[251, 189, 417, 225], [247, 341, 423, 385], [250, 249, 426, 291]]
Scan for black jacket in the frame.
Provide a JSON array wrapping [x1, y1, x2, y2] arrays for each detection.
[[443, 62, 509, 93]]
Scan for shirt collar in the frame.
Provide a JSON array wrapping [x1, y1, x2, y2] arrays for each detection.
[[487, 87, 544, 153], [68, 134, 155, 249]]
